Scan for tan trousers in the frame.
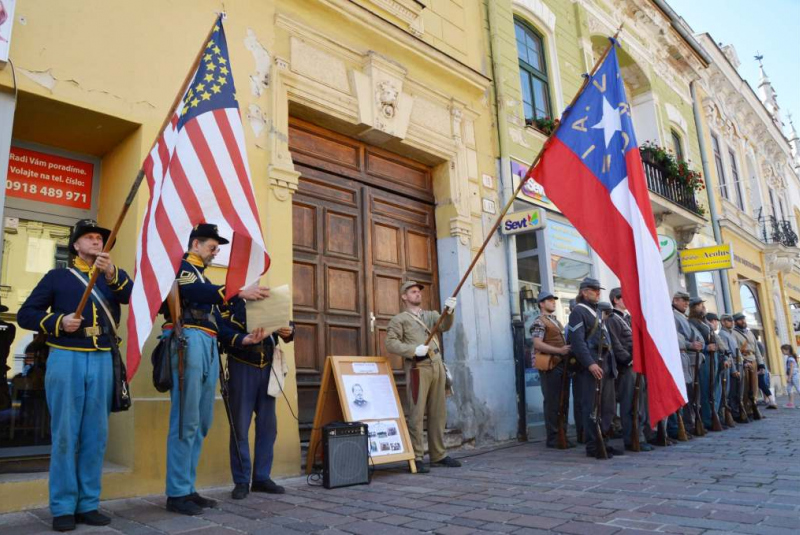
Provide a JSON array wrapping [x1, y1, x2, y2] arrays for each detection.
[[407, 358, 447, 463], [743, 363, 758, 416]]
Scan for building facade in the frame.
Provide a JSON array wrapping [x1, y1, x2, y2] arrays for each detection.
[[695, 34, 800, 389], [486, 0, 713, 435], [0, 0, 517, 512]]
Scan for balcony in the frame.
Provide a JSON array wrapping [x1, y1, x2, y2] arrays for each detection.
[[642, 158, 703, 216], [758, 212, 799, 248]]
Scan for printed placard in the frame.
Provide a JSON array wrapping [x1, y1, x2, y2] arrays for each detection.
[[7, 146, 93, 210]]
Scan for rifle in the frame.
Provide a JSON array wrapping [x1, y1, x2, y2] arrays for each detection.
[[218, 348, 244, 471], [676, 408, 690, 441], [556, 357, 571, 449], [746, 365, 762, 420], [655, 418, 669, 446], [166, 282, 187, 440], [721, 355, 736, 427], [592, 317, 608, 460], [707, 333, 723, 432], [630, 373, 642, 452], [692, 350, 706, 436]]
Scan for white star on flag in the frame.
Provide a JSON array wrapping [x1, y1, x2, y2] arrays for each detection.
[[592, 96, 622, 148]]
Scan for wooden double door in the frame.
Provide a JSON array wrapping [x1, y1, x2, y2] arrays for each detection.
[[289, 119, 439, 434]]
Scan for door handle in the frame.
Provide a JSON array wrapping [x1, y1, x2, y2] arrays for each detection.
[[370, 312, 376, 333]]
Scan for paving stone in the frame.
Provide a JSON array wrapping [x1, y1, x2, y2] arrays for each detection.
[[507, 514, 568, 530], [553, 521, 621, 535]]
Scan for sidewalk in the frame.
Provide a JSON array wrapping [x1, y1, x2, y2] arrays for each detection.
[[2, 400, 799, 534]]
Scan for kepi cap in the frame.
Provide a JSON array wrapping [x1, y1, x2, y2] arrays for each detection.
[[400, 281, 424, 294], [579, 277, 604, 290], [689, 297, 705, 307], [597, 301, 612, 312], [705, 312, 719, 322], [68, 219, 113, 255], [720, 313, 733, 321], [733, 312, 747, 321], [189, 223, 230, 245], [672, 290, 690, 300], [537, 290, 558, 303]]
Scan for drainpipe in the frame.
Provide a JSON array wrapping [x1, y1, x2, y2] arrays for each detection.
[[691, 80, 733, 312], [487, 0, 527, 442]]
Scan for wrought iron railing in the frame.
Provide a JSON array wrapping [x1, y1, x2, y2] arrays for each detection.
[[641, 158, 703, 216], [758, 210, 799, 247]]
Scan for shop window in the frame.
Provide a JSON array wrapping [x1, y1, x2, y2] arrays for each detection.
[[1, 219, 72, 460], [515, 19, 551, 124], [739, 282, 763, 330]]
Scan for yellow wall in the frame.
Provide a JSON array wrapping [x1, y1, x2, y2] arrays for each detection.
[[0, 0, 495, 512]]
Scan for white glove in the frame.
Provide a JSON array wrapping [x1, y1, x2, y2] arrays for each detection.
[[414, 344, 430, 357], [445, 297, 457, 311]]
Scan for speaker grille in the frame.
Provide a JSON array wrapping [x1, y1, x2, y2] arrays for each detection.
[[323, 425, 369, 489]]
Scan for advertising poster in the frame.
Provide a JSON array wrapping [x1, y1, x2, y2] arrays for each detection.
[[6, 146, 94, 210]]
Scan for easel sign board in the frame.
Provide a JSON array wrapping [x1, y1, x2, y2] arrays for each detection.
[[306, 356, 416, 474]]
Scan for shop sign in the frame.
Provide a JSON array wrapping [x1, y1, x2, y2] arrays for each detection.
[[501, 207, 547, 235], [0, 0, 16, 66], [511, 160, 559, 212], [6, 146, 93, 210], [658, 234, 677, 263], [679, 243, 734, 273]]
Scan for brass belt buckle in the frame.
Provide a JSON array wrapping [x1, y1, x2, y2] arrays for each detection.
[[84, 326, 102, 337]]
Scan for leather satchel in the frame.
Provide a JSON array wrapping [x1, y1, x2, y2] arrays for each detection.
[[533, 351, 560, 372], [267, 341, 289, 398], [151, 332, 174, 393]]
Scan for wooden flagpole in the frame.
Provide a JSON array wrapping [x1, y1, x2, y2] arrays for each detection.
[[422, 25, 624, 348], [73, 15, 222, 317]]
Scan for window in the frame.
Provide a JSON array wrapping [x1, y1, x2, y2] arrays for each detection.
[[729, 150, 744, 211], [515, 19, 551, 124], [711, 134, 728, 200], [671, 130, 684, 162]]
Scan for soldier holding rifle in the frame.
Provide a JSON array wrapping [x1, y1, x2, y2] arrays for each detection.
[[718, 314, 745, 423], [529, 291, 573, 449], [162, 224, 270, 516], [386, 281, 459, 473], [566, 278, 620, 459], [606, 288, 652, 452], [688, 301, 722, 432], [216, 298, 294, 500], [669, 291, 703, 440], [732, 312, 763, 421], [18, 219, 132, 532]]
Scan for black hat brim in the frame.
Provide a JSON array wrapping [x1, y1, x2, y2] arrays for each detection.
[[0, 305, 8, 313]]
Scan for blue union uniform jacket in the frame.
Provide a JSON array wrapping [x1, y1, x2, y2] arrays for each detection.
[[566, 301, 615, 376], [217, 297, 294, 368], [163, 253, 228, 335], [18, 257, 132, 351]]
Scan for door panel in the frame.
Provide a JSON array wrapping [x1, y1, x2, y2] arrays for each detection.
[[290, 119, 437, 437]]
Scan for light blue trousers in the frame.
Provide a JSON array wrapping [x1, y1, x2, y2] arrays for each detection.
[[165, 328, 219, 497], [45, 348, 112, 517]]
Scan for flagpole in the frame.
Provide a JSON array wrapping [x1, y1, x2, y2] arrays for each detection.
[[423, 24, 623, 347], [72, 15, 222, 318]]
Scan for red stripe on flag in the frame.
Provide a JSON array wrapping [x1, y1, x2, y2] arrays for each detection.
[[214, 109, 261, 230], [184, 120, 247, 231], [168, 150, 205, 225]]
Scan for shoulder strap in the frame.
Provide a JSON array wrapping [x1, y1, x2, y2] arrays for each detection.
[[575, 304, 600, 338], [68, 268, 118, 338], [404, 310, 441, 351]]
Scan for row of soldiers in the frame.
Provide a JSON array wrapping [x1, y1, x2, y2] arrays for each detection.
[[532, 278, 773, 459], [17, 220, 290, 531]]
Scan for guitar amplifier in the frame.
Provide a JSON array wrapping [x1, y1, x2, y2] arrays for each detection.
[[322, 421, 369, 489]]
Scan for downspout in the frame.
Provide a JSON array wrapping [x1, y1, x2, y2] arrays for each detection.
[[691, 80, 733, 312], [487, 0, 520, 322], [487, 0, 527, 442]]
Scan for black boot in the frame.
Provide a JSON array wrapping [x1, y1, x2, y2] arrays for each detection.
[[231, 483, 249, 500], [166, 496, 203, 516], [75, 510, 111, 526], [251, 479, 285, 494], [52, 515, 76, 532]]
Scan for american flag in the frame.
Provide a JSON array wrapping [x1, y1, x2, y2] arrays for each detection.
[[126, 17, 269, 378]]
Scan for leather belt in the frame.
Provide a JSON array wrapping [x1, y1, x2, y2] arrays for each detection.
[[68, 325, 108, 338], [415, 355, 431, 362]]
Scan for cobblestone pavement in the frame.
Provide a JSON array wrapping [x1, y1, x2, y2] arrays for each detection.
[[3, 400, 800, 534]]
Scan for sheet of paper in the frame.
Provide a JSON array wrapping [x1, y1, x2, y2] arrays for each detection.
[[341, 374, 400, 421], [245, 284, 291, 334], [367, 420, 404, 457]]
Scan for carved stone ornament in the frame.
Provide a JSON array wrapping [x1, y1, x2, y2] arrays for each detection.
[[376, 80, 399, 119], [676, 225, 700, 249]]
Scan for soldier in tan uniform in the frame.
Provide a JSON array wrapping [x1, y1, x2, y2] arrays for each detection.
[[731, 312, 764, 419], [386, 281, 459, 473]]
